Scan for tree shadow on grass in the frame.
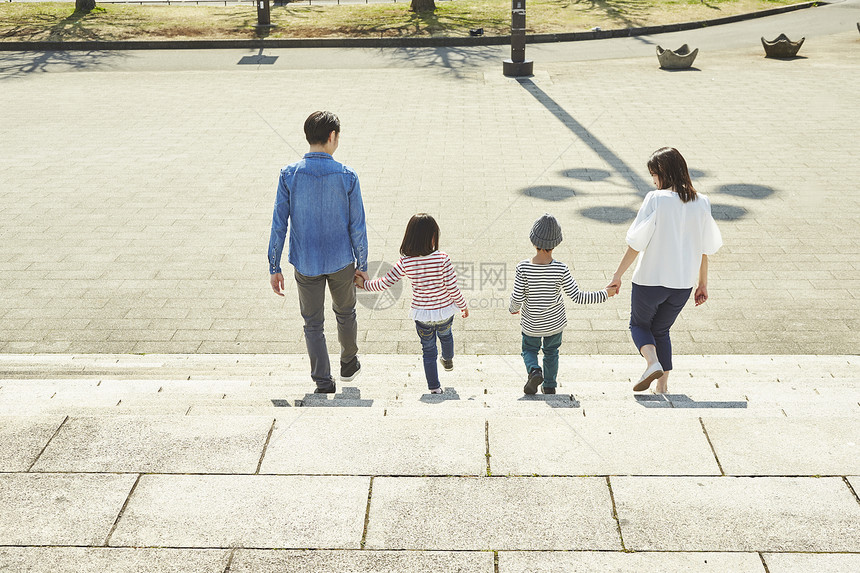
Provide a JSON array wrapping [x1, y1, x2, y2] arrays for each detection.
[[268, 4, 509, 39], [571, 0, 652, 29], [2, 8, 118, 43]]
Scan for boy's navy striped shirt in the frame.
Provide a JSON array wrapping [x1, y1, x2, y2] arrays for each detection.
[[509, 260, 607, 337]]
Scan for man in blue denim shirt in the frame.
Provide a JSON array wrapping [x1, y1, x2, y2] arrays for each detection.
[[268, 111, 369, 393]]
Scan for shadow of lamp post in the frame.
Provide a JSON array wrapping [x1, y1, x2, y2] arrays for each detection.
[[503, 0, 533, 77]]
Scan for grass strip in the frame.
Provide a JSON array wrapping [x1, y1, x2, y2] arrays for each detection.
[[1, 0, 803, 42]]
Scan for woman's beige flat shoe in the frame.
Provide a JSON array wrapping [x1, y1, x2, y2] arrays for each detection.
[[634, 362, 664, 392]]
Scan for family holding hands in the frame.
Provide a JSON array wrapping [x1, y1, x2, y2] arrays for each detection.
[[269, 112, 722, 397]]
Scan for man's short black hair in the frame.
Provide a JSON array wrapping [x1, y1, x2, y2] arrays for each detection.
[[304, 111, 340, 145]]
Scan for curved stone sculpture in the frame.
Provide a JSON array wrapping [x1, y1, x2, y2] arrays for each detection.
[[761, 34, 805, 58], [656, 44, 699, 69]]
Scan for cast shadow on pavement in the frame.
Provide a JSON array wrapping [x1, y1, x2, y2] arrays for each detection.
[[516, 77, 652, 196], [295, 386, 374, 407], [562, 168, 612, 181], [578, 206, 638, 224], [389, 46, 502, 78], [517, 394, 581, 408], [636, 394, 747, 408], [0, 50, 125, 81], [420, 387, 461, 403], [659, 66, 702, 72], [520, 184, 578, 201]]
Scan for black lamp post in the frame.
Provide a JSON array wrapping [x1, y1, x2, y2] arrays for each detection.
[[256, 0, 271, 27], [503, 0, 533, 77]]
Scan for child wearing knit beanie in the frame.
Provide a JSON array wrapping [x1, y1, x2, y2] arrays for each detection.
[[509, 214, 617, 394]]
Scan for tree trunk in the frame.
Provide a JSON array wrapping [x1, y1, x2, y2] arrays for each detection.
[[410, 0, 436, 13], [75, 0, 96, 13]]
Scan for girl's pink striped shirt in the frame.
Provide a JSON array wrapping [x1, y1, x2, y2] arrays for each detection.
[[364, 251, 467, 321]]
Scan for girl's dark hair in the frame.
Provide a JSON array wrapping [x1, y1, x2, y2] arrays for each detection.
[[304, 111, 340, 145], [647, 147, 698, 203], [400, 213, 439, 257]]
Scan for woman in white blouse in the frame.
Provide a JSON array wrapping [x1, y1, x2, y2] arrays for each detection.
[[608, 148, 723, 393]]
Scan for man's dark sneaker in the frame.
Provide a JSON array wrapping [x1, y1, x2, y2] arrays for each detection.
[[314, 382, 336, 394], [340, 357, 361, 382], [524, 367, 543, 395], [440, 358, 454, 371], [541, 385, 556, 394]]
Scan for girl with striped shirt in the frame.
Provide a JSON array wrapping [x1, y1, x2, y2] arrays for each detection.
[[357, 214, 469, 394], [510, 214, 616, 395]]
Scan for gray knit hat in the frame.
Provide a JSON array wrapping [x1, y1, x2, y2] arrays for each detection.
[[530, 214, 563, 250]]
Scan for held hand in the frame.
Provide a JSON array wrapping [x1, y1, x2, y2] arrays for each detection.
[[694, 284, 708, 306], [606, 285, 618, 297], [355, 269, 370, 282], [461, 308, 470, 318], [607, 276, 622, 295], [354, 274, 365, 289], [270, 273, 285, 297]]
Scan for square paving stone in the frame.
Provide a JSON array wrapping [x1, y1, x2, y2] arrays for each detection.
[[109, 475, 369, 548], [0, 415, 65, 471], [0, 473, 137, 545], [489, 417, 720, 475], [0, 547, 229, 573], [702, 417, 860, 475], [365, 477, 620, 550], [31, 415, 275, 474], [763, 553, 860, 573], [498, 551, 765, 572], [260, 416, 485, 475], [611, 477, 860, 552], [231, 549, 494, 572]]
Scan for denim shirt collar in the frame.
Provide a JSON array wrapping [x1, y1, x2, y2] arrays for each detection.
[[303, 152, 333, 160]]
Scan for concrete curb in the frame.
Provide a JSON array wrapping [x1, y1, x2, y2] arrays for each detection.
[[0, 1, 827, 52]]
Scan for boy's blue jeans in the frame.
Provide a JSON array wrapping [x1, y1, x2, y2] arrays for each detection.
[[415, 316, 454, 390], [521, 332, 563, 388]]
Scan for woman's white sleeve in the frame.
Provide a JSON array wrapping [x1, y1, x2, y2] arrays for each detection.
[[701, 197, 723, 255], [626, 193, 657, 252]]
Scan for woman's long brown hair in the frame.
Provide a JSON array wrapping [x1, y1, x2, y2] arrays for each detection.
[[647, 147, 698, 203]]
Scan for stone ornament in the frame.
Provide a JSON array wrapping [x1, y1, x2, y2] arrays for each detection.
[[656, 44, 699, 69], [761, 33, 805, 58]]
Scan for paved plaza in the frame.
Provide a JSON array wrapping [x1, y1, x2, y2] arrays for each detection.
[[1, 1, 859, 570]]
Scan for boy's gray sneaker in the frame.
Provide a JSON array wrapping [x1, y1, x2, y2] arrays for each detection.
[[524, 367, 543, 395], [541, 385, 556, 394], [340, 357, 361, 382], [440, 358, 454, 371]]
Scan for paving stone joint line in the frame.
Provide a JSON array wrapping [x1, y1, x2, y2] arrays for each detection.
[[25, 415, 68, 473], [699, 417, 726, 476], [103, 473, 142, 547]]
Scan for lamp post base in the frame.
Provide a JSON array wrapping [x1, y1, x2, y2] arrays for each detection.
[[503, 59, 534, 77]]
